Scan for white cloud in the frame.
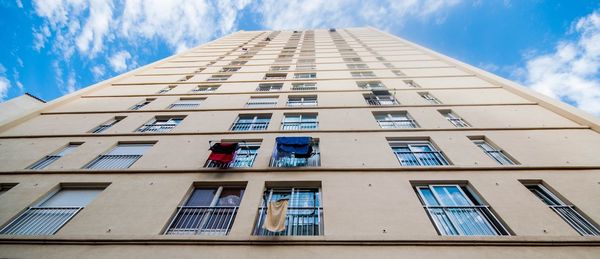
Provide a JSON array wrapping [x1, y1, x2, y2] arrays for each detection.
[[109, 51, 132, 72], [521, 10, 600, 116], [0, 64, 11, 101], [16, 0, 23, 8], [91, 65, 106, 78]]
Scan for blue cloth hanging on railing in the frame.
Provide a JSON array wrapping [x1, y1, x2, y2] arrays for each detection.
[[276, 137, 313, 158]]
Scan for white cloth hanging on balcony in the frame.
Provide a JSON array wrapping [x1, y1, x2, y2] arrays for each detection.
[[263, 199, 289, 232]]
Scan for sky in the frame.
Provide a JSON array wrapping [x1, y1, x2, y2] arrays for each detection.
[[0, 0, 599, 116]]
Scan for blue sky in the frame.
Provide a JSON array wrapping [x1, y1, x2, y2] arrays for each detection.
[[0, 0, 599, 116]]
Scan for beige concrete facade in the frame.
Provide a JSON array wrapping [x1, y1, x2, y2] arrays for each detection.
[[0, 27, 599, 258]]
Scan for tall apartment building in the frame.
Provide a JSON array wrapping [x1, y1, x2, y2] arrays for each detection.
[[0, 27, 599, 258]]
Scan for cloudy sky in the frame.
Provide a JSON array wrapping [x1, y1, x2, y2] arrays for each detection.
[[0, 0, 598, 116]]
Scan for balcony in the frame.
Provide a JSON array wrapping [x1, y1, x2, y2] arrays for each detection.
[[550, 205, 600, 236], [137, 123, 178, 133], [85, 155, 142, 169], [165, 206, 239, 236], [377, 119, 417, 129], [364, 96, 398, 106], [27, 156, 60, 170], [253, 206, 323, 236], [204, 148, 257, 168], [0, 207, 82, 235], [230, 122, 269, 131], [424, 205, 509, 236], [281, 122, 318, 130], [286, 100, 317, 107], [393, 151, 449, 166], [168, 103, 200, 110]]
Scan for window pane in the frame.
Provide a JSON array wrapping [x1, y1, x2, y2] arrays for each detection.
[[432, 186, 471, 206], [217, 188, 244, 206], [186, 188, 217, 206], [40, 189, 102, 207]]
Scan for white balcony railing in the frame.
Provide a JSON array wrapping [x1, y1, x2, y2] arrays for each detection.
[[0, 207, 83, 235], [424, 205, 509, 236], [165, 206, 239, 236], [137, 123, 178, 133], [253, 206, 323, 236], [85, 155, 142, 169]]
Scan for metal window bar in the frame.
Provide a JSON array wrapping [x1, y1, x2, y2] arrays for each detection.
[[0, 207, 83, 235], [392, 150, 449, 166], [137, 123, 178, 133], [27, 156, 61, 170], [204, 144, 258, 168], [448, 118, 470, 127], [85, 155, 142, 169], [91, 124, 113, 133], [483, 150, 515, 165], [423, 205, 508, 236], [281, 121, 318, 130], [168, 103, 200, 110], [550, 205, 600, 236], [269, 144, 320, 167], [253, 189, 323, 236], [421, 94, 441, 104], [291, 84, 317, 91], [364, 96, 398, 106], [165, 206, 239, 236], [377, 119, 417, 128], [130, 103, 149, 110], [287, 99, 317, 107], [230, 121, 269, 131], [246, 99, 278, 107]]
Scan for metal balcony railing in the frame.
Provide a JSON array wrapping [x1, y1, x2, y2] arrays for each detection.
[[130, 104, 147, 110], [204, 152, 257, 168], [281, 122, 318, 130], [377, 119, 417, 129], [286, 101, 317, 107], [165, 206, 239, 236], [27, 156, 61, 170], [137, 123, 178, 133], [550, 205, 600, 236], [85, 155, 142, 169], [230, 122, 269, 131], [364, 97, 398, 106], [263, 76, 286, 80], [256, 87, 281, 92], [270, 152, 321, 168], [246, 101, 278, 107], [0, 207, 82, 235], [291, 86, 317, 91], [424, 205, 508, 236], [394, 151, 449, 166], [483, 150, 515, 165], [168, 103, 199, 110], [253, 206, 323, 236], [448, 118, 470, 127], [91, 124, 113, 133]]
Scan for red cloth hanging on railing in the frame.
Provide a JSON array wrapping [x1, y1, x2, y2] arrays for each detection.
[[208, 143, 239, 163]]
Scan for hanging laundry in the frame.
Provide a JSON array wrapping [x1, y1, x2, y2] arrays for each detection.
[[263, 198, 289, 232], [208, 142, 239, 164], [275, 137, 313, 157]]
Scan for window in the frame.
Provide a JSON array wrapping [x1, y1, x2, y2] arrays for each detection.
[[351, 71, 375, 78], [383, 62, 395, 68], [415, 184, 509, 236], [419, 92, 441, 104], [392, 70, 405, 76], [130, 98, 155, 110], [0, 187, 105, 235], [204, 142, 260, 168], [191, 85, 219, 93], [27, 143, 82, 170], [0, 183, 16, 196], [229, 61, 246, 66], [165, 185, 245, 236], [374, 112, 418, 128], [404, 80, 421, 88], [357, 81, 385, 89], [282, 113, 318, 130], [376, 56, 386, 61], [264, 73, 287, 80], [346, 63, 369, 69], [246, 96, 278, 107], [168, 98, 204, 109], [177, 75, 193, 82], [253, 187, 323, 236], [256, 83, 283, 92], [296, 64, 316, 70], [294, 73, 316, 79], [207, 75, 231, 82], [270, 137, 320, 167], [231, 114, 271, 131], [137, 116, 184, 133], [471, 138, 517, 165], [364, 91, 398, 106], [157, 85, 176, 94], [440, 110, 470, 127], [220, 67, 240, 72], [270, 66, 289, 71], [291, 82, 317, 91], [287, 95, 317, 107], [524, 183, 600, 236], [343, 57, 362, 62], [297, 58, 315, 64], [389, 140, 449, 166], [90, 116, 125, 133], [84, 143, 153, 169]]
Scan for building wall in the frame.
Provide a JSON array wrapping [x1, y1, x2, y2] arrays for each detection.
[[0, 27, 599, 258]]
